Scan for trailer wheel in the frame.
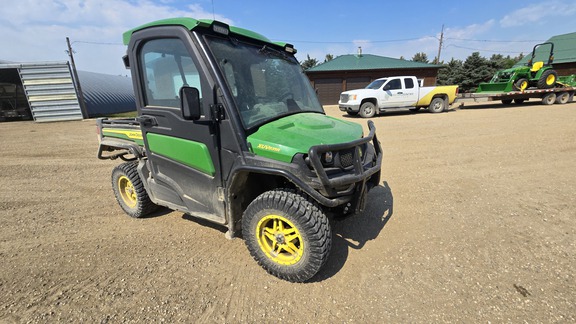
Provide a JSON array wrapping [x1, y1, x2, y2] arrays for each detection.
[[359, 101, 376, 118], [514, 78, 528, 91], [555, 92, 570, 104], [428, 97, 445, 113], [537, 70, 557, 89], [542, 93, 557, 105], [514, 99, 525, 104], [242, 189, 331, 282], [111, 161, 157, 218], [501, 99, 513, 105]]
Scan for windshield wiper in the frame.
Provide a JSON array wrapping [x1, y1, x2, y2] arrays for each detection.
[[259, 45, 295, 64]]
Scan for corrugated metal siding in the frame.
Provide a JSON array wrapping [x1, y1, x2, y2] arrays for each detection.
[[77, 71, 136, 116], [18, 62, 83, 122]]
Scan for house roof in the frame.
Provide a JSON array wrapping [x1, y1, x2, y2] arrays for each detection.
[[306, 54, 440, 72], [516, 32, 576, 66]]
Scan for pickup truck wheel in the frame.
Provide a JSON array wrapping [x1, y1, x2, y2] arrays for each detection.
[[359, 102, 376, 118], [541, 93, 556, 105], [242, 189, 331, 282], [555, 92, 570, 104], [111, 161, 157, 218], [428, 97, 445, 113]]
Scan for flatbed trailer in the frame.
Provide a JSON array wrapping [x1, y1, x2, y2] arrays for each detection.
[[467, 86, 575, 106]]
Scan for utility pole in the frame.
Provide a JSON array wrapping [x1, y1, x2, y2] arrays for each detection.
[[66, 37, 88, 119], [435, 24, 444, 65]]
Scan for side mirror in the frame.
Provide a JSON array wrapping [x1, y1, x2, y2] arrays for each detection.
[[180, 86, 201, 120]]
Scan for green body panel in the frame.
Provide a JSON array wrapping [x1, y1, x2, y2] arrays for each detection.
[[146, 133, 215, 176], [102, 128, 144, 146], [247, 113, 363, 163], [123, 17, 272, 46]]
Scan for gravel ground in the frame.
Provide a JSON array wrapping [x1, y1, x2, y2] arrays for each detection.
[[1, 99, 575, 322]]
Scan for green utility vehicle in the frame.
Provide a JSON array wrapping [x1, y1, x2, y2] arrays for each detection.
[[477, 42, 558, 93], [96, 18, 382, 282]]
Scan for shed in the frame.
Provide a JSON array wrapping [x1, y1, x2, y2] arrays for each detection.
[[0, 60, 135, 122], [515, 32, 576, 76], [305, 53, 442, 105]]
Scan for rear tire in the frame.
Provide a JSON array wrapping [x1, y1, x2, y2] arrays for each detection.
[[242, 189, 331, 282], [501, 99, 513, 105], [359, 101, 376, 118], [428, 97, 445, 113], [537, 70, 557, 89], [111, 161, 157, 218], [514, 99, 525, 104], [541, 93, 556, 105], [555, 92, 570, 104]]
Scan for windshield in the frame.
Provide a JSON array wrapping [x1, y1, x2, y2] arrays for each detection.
[[206, 36, 324, 129], [366, 79, 386, 90]]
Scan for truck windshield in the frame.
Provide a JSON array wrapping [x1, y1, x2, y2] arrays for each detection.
[[366, 79, 386, 90], [206, 36, 324, 129]]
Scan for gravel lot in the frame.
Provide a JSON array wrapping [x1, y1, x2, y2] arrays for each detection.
[[1, 100, 575, 322]]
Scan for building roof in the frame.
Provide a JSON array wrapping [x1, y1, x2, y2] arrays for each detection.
[[516, 32, 576, 66], [306, 54, 440, 72], [77, 70, 135, 117]]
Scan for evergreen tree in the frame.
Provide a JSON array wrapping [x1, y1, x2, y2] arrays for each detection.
[[300, 54, 319, 70], [412, 52, 429, 63], [324, 54, 334, 63]]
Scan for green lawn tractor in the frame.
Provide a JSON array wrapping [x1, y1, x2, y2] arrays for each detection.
[[477, 42, 558, 93]]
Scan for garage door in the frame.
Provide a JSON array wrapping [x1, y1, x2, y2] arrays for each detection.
[[346, 77, 370, 91], [314, 78, 342, 105]]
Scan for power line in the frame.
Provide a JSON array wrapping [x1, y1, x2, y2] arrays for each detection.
[[72, 40, 124, 46]]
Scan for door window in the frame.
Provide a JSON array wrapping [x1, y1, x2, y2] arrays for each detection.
[[139, 38, 203, 107], [384, 78, 402, 90], [404, 78, 414, 89]]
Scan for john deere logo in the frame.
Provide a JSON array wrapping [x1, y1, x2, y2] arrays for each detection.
[[257, 143, 281, 152]]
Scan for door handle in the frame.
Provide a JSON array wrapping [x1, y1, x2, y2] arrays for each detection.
[[137, 115, 157, 126], [397, 92, 403, 94]]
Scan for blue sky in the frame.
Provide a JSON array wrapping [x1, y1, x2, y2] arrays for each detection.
[[1, 0, 575, 76]]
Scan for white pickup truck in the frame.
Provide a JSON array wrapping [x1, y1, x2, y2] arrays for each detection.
[[338, 76, 459, 117]]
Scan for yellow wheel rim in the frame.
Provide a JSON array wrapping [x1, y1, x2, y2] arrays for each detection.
[[256, 215, 303, 265], [520, 81, 528, 90], [546, 74, 555, 85], [118, 175, 137, 208]]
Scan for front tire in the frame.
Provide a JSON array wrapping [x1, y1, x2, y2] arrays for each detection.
[[111, 161, 157, 218], [359, 101, 376, 118], [346, 111, 359, 116], [242, 189, 332, 282]]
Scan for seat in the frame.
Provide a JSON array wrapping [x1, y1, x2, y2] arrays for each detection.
[[531, 61, 544, 72]]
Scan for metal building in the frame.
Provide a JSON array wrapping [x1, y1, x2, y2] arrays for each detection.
[[0, 60, 135, 122]]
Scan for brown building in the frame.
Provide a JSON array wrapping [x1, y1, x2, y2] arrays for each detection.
[[515, 32, 576, 76], [305, 52, 441, 105]]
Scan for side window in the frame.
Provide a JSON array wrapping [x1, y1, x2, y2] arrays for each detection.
[[384, 78, 402, 90], [139, 38, 202, 107], [404, 78, 414, 89]]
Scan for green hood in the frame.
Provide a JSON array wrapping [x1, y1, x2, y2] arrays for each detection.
[[247, 113, 363, 163]]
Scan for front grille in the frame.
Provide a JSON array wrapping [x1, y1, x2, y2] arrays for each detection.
[[339, 150, 354, 168], [340, 94, 349, 103]]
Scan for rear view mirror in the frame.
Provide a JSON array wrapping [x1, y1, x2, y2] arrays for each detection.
[[180, 86, 201, 120]]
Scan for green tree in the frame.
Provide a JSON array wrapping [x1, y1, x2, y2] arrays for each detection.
[[301, 54, 319, 70], [460, 52, 492, 92], [437, 58, 464, 86], [412, 52, 429, 63], [324, 54, 334, 63]]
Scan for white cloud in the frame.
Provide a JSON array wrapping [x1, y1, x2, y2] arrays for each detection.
[[500, 1, 576, 27], [0, 0, 232, 75]]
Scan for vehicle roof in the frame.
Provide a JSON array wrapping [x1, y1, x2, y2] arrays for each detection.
[[122, 17, 290, 49]]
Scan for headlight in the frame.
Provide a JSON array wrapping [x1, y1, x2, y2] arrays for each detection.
[[349, 94, 357, 101], [323, 151, 333, 164]]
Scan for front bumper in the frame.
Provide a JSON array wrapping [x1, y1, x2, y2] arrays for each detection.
[[338, 103, 360, 112]]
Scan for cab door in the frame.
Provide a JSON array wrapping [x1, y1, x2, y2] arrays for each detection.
[[131, 31, 225, 222], [378, 77, 406, 108]]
